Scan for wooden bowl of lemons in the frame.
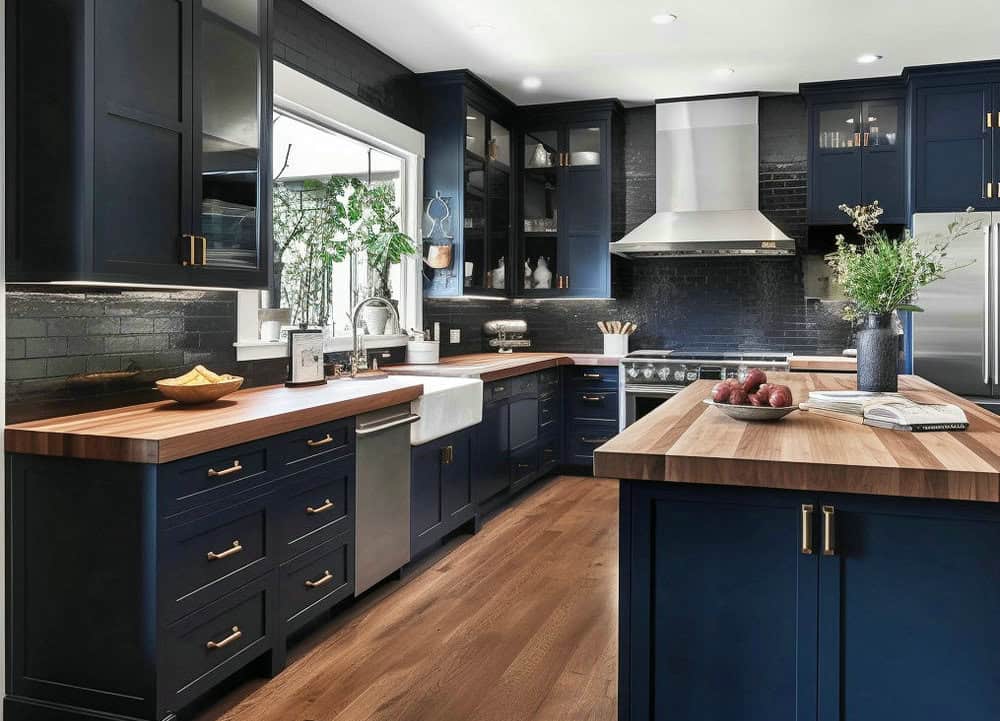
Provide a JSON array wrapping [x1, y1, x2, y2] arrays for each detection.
[[156, 365, 244, 405]]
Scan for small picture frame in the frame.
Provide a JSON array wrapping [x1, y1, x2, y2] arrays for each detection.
[[286, 328, 326, 388]]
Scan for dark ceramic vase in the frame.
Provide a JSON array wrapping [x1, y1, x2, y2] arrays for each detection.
[[856, 312, 899, 392]]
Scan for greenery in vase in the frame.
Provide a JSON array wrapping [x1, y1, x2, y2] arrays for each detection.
[[827, 201, 979, 322]]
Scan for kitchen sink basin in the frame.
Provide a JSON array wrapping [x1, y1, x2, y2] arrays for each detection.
[[393, 375, 484, 445]]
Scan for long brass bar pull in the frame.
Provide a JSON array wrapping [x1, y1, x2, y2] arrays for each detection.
[[208, 460, 242, 478], [801, 504, 814, 555], [822, 505, 836, 555], [206, 626, 242, 650], [206, 540, 243, 561], [201, 236, 208, 266]]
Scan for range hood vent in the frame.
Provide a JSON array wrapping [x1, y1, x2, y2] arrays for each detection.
[[610, 95, 795, 258]]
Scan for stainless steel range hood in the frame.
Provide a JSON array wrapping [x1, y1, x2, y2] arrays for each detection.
[[610, 95, 795, 258]]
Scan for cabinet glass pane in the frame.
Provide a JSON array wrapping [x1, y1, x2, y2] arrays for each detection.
[[568, 126, 602, 166], [466, 105, 486, 158], [525, 129, 558, 169], [203, 0, 258, 34], [523, 169, 558, 234], [486, 167, 510, 291], [818, 105, 862, 149], [523, 237, 558, 291], [865, 102, 899, 148], [464, 154, 487, 288], [200, 11, 260, 270], [490, 121, 510, 167]]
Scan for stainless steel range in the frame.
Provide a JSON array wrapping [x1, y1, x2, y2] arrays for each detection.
[[621, 350, 792, 426]]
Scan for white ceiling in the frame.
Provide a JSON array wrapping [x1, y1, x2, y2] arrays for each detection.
[[304, 0, 997, 106]]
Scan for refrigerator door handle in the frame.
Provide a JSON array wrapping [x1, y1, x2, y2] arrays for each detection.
[[985, 223, 992, 386]]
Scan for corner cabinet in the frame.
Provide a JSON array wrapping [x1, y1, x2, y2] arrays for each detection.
[[420, 71, 515, 297], [621, 481, 1000, 721], [6, 0, 273, 288], [803, 80, 906, 224], [517, 101, 624, 298], [908, 63, 1000, 213]]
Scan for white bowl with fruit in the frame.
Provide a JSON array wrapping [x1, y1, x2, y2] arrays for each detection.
[[703, 369, 797, 421]]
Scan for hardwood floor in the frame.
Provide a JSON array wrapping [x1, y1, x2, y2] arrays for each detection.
[[198, 475, 619, 721]]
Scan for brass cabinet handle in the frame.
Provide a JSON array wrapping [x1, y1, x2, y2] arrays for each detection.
[[494, 386, 505, 393], [801, 504, 814, 555], [988, 182, 994, 200], [200, 236, 208, 266], [440, 445, 454, 464], [206, 540, 243, 561], [517, 463, 532, 469], [305, 570, 334, 589], [988, 112, 994, 129], [822, 505, 836, 556], [863, 132, 870, 147], [306, 498, 335, 515], [306, 434, 334, 448], [581, 394, 605, 402], [565, 275, 570, 289], [582, 372, 603, 380], [208, 460, 242, 477], [206, 626, 242, 650], [580, 437, 611, 444], [182, 234, 197, 266]]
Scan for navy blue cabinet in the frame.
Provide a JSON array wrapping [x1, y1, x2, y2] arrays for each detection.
[[473, 386, 511, 503], [411, 427, 476, 556], [563, 366, 620, 471], [803, 80, 906, 224], [517, 102, 624, 298], [909, 72, 998, 212], [621, 480, 1000, 721], [7, 0, 273, 287]]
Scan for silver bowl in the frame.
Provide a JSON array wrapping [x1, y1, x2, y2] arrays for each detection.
[[702, 399, 798, 422]]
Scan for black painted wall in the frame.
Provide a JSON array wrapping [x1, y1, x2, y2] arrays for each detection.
[[425, 98, 852, 357]]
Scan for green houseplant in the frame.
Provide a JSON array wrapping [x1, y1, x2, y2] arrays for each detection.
[[828, 201, 978, 391]]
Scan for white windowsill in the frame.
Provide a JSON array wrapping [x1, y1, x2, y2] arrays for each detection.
[[234, 334, 409, 362]]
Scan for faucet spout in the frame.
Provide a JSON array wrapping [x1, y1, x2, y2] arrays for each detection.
[[350, 297, 400, 376]]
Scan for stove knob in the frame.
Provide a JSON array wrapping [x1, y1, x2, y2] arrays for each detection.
[[627, 365, 639, 379], [642, 365, 655, 380], [673, 368, 686, 382], [657, 367, 670, 381], [686, 370, 699, 382]]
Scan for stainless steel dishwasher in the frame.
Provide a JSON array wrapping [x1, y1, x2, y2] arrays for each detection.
[[354, 403, 419, 595]]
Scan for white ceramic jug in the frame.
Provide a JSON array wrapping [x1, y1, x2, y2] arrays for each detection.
[[533, 256, 552, 289]]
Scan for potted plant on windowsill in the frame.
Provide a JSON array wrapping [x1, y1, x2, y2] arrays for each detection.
[[828, 201, 978, 392]]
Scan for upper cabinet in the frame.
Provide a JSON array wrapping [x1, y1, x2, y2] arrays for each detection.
[[7, 0, 272, 288], [517, 101, 624, 298], [908, 63, 1000, 213], [420, 72, 515, 298], [803, 80, 906, 224]]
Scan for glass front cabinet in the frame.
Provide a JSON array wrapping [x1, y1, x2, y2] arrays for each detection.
[[518, 102, 623, 298], [420, 72, 515, 297], [804, 79, 906, 225]]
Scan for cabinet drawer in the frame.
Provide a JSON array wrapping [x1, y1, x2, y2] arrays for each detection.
[[567, 421, 618, 464], [161, 496, 272, 623], [538, 434, 561, 474], [485, 380, 511, 403], [510, 443, 539, 491], [162, 579, 271, 703], [277, 417, 355, 469], [280, 534, 353, 633], [566, 365, 618, 387], [539, 394, 561, 431], [539, 368, 560, 394], [510, 373, 538, 397], [275, 456, 353, 561], [569, 390, 619, 421], [160, 441, 272, 520]]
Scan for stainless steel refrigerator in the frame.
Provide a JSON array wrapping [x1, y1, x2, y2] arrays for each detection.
[[912, 212, 1000, 409]]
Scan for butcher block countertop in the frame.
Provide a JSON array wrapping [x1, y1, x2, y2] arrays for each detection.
[[789, 355, 857, 372], [385, 352, 621, 382], [594, 373, 1000, 503], [5, 377, 425, 465]]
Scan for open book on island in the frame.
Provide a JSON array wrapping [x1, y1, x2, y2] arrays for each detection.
[[799, 391, 969, 432]]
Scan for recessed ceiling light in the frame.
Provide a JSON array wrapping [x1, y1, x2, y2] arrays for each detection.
[[522, 76, 542, 91], [651, 12, 677, 24], [714, 67, 736, 76], [469, 23, 495, 33], [857, 53, 883, 64]]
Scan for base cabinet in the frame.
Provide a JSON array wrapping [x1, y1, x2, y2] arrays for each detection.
[[621, 481, 1000, 721], [411, 427, 477, 556]]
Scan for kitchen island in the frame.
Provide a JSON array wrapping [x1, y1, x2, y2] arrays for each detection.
[[596, 373, 1000, 721]]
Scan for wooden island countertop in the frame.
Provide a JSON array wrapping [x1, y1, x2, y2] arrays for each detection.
[[5, 377, 425, 464], [595, 373, 1000, 502]]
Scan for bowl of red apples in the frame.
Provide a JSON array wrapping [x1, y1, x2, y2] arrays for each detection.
[[703, 368, 797, 421]]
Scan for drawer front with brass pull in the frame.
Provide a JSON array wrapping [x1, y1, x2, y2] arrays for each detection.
[[275, 456, 353, 561], [539, 394, 561, 431], [569, 390, 619, 421], [277, 418, 355, 468], [566, 420, 619, 465], [279, 534, 352, 633], [164, 578, 270, 702], [485, 380, 511, 403], [567, 365, 618, 388], [160, 496, 271, 623], [160, 441, 270, 520], [510, 443, 540, 492]]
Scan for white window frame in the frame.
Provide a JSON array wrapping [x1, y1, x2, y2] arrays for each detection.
[[236, 61, 424, 361]]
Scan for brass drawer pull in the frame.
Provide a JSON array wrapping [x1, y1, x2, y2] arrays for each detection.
[[582, 372, 602, 380], [801, 504, 814, 555], [306, 498, 335, 515], [200, 235, 208, 266], [206, 540, 243, 561], [305, 570, 334, 589], [440, 445, 454, 464], [208, 460, 242, 478], [182, 234, 197, 266], [822, 505, 836, 556], [581, 394, 604, 402], [306, 434, 334, 448], [581, 437, 611, 444], [206, 626, 242, 650], [494, 386, 505, 393]]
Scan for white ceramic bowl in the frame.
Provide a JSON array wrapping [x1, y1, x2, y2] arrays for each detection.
[[702, 399, 798, 422]]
